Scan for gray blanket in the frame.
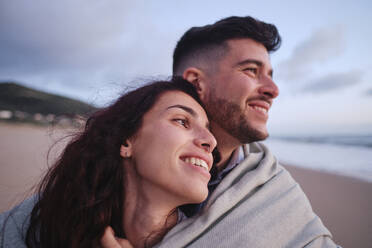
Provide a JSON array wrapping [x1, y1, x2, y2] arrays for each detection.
[[155, 142, 338, 248]]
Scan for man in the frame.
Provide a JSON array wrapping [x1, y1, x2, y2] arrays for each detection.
[[154, 16, 338, 247], [173, 16, 279, 169], [103, 16, 338, 248]]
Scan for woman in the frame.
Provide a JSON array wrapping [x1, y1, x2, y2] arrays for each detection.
[[0, 77, 216, 248]]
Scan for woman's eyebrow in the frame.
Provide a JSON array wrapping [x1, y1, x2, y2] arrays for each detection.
[[166, 104, 197, 117], [166, 104, 210, 129]]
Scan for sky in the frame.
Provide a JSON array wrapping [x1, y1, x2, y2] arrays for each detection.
[[0, 0, 371, 135]]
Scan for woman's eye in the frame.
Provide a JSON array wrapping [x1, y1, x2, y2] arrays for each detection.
[[174, 119, 188, 128]]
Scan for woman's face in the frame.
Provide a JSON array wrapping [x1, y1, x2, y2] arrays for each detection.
[[123, 90, 217, 205]]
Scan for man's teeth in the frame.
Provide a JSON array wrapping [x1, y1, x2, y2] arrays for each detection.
[[184, 157, 209, 171], [252, 106, 268, 114]]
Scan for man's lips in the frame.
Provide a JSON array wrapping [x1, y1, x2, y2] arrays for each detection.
[[247, 100, 271, 115]]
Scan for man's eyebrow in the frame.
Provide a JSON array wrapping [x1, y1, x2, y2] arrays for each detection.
[[166, 104, 197, 117], [236, 59, 263, 67], [236, 59, 273, 77]]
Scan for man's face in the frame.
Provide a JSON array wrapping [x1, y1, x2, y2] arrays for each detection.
[[202, 38, 279, 144]]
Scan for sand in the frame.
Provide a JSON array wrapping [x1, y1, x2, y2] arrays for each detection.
[[0, 123, 371, 247], [284, 165, 372, 248], [0, 123, 72, 212]]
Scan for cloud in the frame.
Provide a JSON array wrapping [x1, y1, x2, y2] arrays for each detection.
[[365, 88, 372, 96], [301, 70, 363, 93], [0, 0, 175, 104], [0, 1, 130, 70], [277, 26, 345, 81]]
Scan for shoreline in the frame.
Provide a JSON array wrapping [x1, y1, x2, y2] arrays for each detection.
[[263, 138, 372, 184]]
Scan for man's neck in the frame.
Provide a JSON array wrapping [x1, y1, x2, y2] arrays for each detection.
[[211, 124, 242, 171]]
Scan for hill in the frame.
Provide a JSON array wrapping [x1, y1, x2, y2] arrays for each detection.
[[0, 82, 97, 116]]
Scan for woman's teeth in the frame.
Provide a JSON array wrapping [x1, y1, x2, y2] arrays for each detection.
[[184, 157, 209, 171]]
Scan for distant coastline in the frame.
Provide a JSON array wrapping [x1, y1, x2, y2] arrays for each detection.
[[0, 112, 87, 128], [0, 82, 97, 128], [270, 134, 372, 149], [264, 137, 372, 183]]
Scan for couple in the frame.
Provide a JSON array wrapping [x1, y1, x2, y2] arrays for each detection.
[[0, 16, 338, 247]]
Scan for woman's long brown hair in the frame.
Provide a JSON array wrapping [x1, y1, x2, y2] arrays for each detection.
[[26, 77, 203, 248]]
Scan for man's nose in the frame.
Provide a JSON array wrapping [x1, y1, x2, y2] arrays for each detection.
[[258, 76, 279, 99]]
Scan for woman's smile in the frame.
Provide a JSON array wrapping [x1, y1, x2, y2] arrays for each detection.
[[123, 90, 216, 206]]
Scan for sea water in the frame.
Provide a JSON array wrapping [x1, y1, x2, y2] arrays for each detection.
[[263, 134, 372, 183]]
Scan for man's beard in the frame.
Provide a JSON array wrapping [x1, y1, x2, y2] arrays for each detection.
[[205, 96, 268, 144]]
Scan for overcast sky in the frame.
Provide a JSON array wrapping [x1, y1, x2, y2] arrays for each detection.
[[1, 0, 371, 135]]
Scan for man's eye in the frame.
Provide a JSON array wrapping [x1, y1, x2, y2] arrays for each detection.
[[243, 67, 258, 74]]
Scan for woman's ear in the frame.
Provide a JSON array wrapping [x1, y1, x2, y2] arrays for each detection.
[[182, 67, 209, 102], [120, 140, 133, 158]]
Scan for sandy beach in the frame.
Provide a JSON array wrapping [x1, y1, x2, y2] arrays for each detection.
[[0, 123, 72, 212], [284, 165, 372, 248], [0, 123, 371, 247]]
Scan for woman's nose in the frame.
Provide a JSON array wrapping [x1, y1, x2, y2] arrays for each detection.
[[195, 129, 217, 153]]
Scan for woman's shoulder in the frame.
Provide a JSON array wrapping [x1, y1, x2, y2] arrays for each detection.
[[0, 195, 38, 248], [1, 195, 38, 226]]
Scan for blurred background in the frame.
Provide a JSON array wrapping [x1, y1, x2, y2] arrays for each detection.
[[0, 1, 371, 247], [1, 0, 371, 181], [1, 0, 371, 132]]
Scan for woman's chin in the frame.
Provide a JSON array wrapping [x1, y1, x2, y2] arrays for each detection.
[[183, 188, 209, 205]]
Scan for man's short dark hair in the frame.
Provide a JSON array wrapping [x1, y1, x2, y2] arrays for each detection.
[[172, 16, 281, 75]]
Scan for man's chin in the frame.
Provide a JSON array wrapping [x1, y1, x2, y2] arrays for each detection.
[[237, 127, 268, 144]]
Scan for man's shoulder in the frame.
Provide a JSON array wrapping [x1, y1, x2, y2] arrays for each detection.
[[240, 142, 297, 186], [158, 142, 337, 248], [238, 141, 280, 169]]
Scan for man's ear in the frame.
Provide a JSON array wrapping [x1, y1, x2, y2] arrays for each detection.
[[120, 139, 133, 158], [182, 67, 209, 102]]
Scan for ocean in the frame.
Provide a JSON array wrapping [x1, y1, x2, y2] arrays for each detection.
[[263, 134, 372, 183]]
